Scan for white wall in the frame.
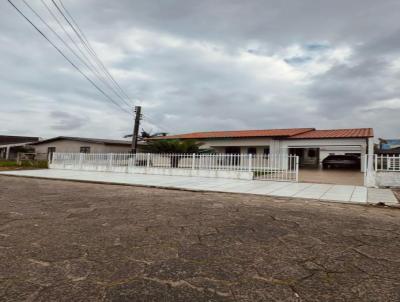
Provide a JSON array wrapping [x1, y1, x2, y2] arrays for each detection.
[[201, 137, 273, 154], [375, 172, 400, 187], [34, 139, 132, 154], [50, 163, 254, 180]]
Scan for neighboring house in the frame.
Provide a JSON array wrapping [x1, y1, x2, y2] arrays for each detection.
[[377, 146, 400, 155], [379, 138, 400, 150], [32, 136, 144, 160], [160, 128, 374, 170], [0, 135, 40, 160]]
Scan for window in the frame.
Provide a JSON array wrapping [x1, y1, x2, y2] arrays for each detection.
[[80, 146, 91, 153], [225, 147, 241, 154], [248, 147, 257, 155], [47, 147, 56, 154], [47, 147, 56, 162], [307, 149, 317, 157], [264, 147, 270, 155]]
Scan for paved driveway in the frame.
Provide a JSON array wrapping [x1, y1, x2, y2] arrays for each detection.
[[1, 176, 400, 301], [299, 168, 364, 186]]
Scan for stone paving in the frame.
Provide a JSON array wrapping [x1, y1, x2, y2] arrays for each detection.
[[1, 176, 400, 301], [0, 169, 398, 205]]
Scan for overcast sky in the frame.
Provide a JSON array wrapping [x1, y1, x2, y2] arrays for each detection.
[[1, 0, 399, 139]]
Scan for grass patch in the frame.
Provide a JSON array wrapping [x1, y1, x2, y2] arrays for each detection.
[[0, 160, 48, 169], [0, 161, 18, 167]]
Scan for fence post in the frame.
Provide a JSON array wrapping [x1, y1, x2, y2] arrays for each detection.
[[295, 155, 299, 182], [132, 153, 136, 167], [248, 154, 252, 172], [147, 153, 150, 169], [192, 153, 196, 170], [79, 153, 84, 169], [107, 153, 112, 171]]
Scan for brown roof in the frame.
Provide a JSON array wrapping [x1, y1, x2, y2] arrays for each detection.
[[31, 136, 136, 146], [289, 128, 374, 139], [0, 135, 40, 145], [160, 127, 374, 140], [160, 128, 315, 139], [377, 146, 400, 154]]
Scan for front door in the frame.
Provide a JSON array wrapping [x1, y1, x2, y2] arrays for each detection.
[[47, 147, 56, 162]]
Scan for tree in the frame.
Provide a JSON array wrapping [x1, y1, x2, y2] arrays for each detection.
[[142, 139, 208, 168], [123, 129, 168, 141], [142, 139, 203, 153]]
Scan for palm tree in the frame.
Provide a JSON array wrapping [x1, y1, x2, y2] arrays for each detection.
[[123, 129, 168, 141], [142, 139, 208, 167]]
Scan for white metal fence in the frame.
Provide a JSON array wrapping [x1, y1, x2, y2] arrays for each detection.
[[50, 152, 299, 182], [375, 155, 400, 171], [364, 155, 400, 187]]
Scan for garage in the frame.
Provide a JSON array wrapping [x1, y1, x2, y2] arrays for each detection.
[[283, 129, 374, 186]]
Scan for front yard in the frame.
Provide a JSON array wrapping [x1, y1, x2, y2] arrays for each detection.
[[1, 176, 400, 301]]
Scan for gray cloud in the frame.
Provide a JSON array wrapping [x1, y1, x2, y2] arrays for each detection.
[[49, 110, 88, 131], [0, 0, 399, 139]]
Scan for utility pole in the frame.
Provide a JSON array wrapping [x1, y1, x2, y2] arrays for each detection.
[[131, 105, 142, 153]]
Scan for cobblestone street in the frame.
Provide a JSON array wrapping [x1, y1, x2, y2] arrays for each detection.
[[1, 176, 400, 301]]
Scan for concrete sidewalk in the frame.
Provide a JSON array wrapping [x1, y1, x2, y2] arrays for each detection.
[[0, 169, 398, 205]]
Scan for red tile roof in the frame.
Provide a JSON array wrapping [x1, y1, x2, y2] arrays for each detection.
[[161, 128, 315, 139], [289, 128, 374, 139], [159, 127, 374, 140]]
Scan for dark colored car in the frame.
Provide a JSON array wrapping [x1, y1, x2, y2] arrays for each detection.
[[322, 155, 361, 169]]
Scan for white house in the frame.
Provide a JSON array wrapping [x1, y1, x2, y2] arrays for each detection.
[[160, 128, 374, 171], [32, 136, 146, 160], [0, 135, 40, 160]]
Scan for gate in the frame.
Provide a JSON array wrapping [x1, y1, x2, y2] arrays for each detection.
[[252, 154, 299, 182]]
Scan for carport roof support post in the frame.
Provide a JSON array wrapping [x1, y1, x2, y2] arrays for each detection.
[[5, 146, 10, 160]]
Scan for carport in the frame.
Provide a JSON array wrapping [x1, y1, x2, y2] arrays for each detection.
[[280, 129, 374, 186]]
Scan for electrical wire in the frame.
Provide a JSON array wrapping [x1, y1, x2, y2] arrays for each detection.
[[39, 0, 131, 109], [52, 0, 133, 107], [55, 0, 171, 133], [7, 0, 133, 116]]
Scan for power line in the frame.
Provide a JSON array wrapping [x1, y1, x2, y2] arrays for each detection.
[[22, 0, 128, 112], [142, 113, 170, 133], [55, 0, 171, 133], [57, 0, 132, 102], [38, 0, 131, 110], [7, 0, 132, 116], [52, 0, 133, 107]]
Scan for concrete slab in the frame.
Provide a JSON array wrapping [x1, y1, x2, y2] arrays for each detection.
[[350, 187, 368, 203], [0, 169, 397, 205], [247, 181, 292, 194], [367, 188, 398, 204], [320, 185, 356, 202], [270, 183, 313, 197], [293, 183, 333, 199]]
